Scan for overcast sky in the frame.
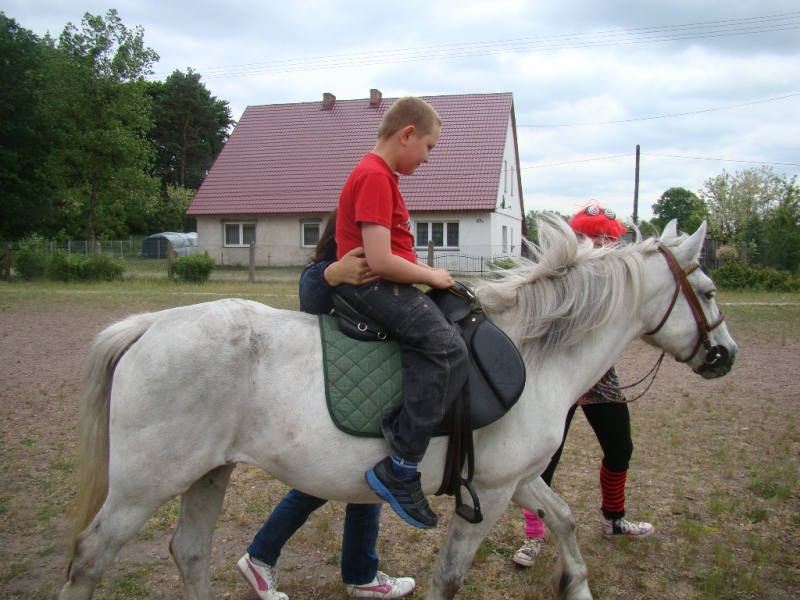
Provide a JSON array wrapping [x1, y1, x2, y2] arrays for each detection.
[[5, 1, 799, 223]]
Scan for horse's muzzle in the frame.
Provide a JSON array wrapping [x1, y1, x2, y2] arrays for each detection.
[[695, 345, 735, 379]]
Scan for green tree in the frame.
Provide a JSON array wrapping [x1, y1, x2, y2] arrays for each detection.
[[699, 167, 786, 245], [760, 181, 800, 271], [55, 9, 160, 241], [0, 14, 63, 239], [148, 69, 234, 191], [651, 187, 708, 235], [524, 209, 568, 242]]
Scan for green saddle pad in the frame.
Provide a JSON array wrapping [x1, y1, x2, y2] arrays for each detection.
[[319, 314, 403, 437]]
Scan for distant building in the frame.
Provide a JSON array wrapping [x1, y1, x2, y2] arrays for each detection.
[[186, 90, 525, 271]]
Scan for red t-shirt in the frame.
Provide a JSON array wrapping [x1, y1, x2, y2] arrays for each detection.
[[336, 153, 417, 263]]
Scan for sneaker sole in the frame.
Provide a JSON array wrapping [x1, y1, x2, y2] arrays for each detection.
[[602, 527, 655, 540], [512, 554, 534, 567], [366, 470, 435, 529]]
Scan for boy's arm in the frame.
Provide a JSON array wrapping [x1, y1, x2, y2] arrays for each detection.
[[362, 223, 454, 289]]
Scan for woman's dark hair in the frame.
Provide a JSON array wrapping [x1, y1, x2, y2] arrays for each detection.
[[311, 209, 338, 263]]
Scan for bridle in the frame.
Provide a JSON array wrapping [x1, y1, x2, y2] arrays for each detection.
[[645, 242, 729, 372]]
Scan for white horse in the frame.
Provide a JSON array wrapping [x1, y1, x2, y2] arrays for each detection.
[[59, 218, 736, 600]]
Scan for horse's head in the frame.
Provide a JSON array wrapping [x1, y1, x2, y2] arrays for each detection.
[[642, 220, 737, 379]]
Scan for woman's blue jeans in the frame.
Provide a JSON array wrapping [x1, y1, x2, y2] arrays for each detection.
[[247, 489, 382, 585]]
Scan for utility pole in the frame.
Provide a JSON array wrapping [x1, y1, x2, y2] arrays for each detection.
[[633, 144, 640, 225]]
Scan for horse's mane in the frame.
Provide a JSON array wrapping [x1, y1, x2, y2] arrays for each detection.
[[474, 215, 686, 358]]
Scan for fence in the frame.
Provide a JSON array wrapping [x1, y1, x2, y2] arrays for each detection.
[[0, 236, 729, 282]]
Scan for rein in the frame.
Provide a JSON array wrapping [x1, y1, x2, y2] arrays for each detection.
[[645, 243, 729, 372], [592, 351, 666, 403]]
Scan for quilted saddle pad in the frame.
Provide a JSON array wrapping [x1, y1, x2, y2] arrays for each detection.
[[319, 314, 402, 437]]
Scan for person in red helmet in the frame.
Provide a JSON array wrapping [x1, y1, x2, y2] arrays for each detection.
[[513, 201, 654, 569]]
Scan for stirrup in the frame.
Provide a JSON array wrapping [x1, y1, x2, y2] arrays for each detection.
[[455, 479, 483, 524]]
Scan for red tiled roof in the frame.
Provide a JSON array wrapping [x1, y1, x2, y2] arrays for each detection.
[[187, 92, 516, 216]]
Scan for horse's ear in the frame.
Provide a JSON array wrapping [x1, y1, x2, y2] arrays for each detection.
[[675, 220, 707, 265], [660, 219, 678, 241]]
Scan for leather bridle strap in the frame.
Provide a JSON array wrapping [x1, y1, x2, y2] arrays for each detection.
[[645, 243, 725, 363]]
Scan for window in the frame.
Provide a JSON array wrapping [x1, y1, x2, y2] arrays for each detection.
[[415, 221, 459, 248], [224, 222, 256, 247], [302, 222, 320, 247]]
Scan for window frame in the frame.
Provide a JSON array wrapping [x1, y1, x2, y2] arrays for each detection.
[[301, 221, 321, 248], [222, 221, 257, 248], [414, 220, 460, 249]]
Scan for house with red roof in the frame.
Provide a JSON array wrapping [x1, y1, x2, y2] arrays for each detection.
[[186, 90, 525, 271]]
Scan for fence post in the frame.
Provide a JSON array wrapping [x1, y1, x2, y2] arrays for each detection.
[[4, 245, 11, 282], [740, 241, 748, 266], [249, 241, 256, 283], [167, 241, 175, 279], [427, 240, 435, 267]]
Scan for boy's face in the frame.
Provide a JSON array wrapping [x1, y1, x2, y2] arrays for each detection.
[[396, 124, 440, 176]]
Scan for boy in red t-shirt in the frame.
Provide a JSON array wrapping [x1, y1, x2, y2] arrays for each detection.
[[335, 97, 468, 529]]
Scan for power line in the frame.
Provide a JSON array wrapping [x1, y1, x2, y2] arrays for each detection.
[[158, 12, 800, 79], [521, 154, 631, 170], [517, 92, 800, 128], [642, 153, 800, 167]]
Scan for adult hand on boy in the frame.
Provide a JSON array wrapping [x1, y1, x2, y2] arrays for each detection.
[[324, 247, 378, 286]]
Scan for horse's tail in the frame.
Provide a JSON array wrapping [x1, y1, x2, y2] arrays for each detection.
[[67, 312, 157, 555]]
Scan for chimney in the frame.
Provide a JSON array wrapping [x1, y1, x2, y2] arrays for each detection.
[[369, 89, 382, 106], [322, 92, 336, 110]]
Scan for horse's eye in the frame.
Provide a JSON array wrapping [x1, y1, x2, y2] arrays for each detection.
[[705, 290, 716, 300]]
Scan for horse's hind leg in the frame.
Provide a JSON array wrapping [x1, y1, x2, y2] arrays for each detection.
[[513, 478, 592, 600], [59, 493, 166, 600], [170, 464, 235, 600]]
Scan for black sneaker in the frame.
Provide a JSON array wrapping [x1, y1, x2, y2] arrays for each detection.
[[366, 457, 438, 529]]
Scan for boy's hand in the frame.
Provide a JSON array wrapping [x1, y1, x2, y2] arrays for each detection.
[[323, 247, 379, 286], [427, 268, 455, 289]]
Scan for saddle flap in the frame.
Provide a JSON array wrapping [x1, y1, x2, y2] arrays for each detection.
[[470, 321, 526, 410]]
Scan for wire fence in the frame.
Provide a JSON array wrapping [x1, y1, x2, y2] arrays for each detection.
[[0, 236, 726, 282]]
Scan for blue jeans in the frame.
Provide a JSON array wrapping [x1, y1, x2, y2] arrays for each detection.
[[248, 489, 382, 585], [337, 279, 469, 462]]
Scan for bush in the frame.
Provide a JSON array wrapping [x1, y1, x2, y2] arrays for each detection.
[[715, 245, 740, 266], [711, 262, 800, 292], [172, 252, 216, 283], [46, 250, 124, 282], [14, 234, 48, 280]]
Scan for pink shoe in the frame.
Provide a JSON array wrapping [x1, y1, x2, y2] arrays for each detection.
[[345, 571, 416, 598], [237, 553, 289, 600]]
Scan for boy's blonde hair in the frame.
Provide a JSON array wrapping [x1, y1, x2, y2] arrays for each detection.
[[378, 97, 441, 139]]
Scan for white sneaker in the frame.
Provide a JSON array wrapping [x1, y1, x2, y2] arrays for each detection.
[[512, 537, 543, 567], [237, 553, 289, 600], [601, 517, 654, 539], [345, 571, 416, 598]]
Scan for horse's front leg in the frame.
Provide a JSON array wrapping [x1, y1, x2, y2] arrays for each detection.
[[170, 464, 236, 600], [427, 485, 515, 600], [513, 478, 592, 600]]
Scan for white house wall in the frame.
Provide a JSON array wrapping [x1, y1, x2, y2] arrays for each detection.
[[196, 214, 330, 267], [490, 116, 524, 257]]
